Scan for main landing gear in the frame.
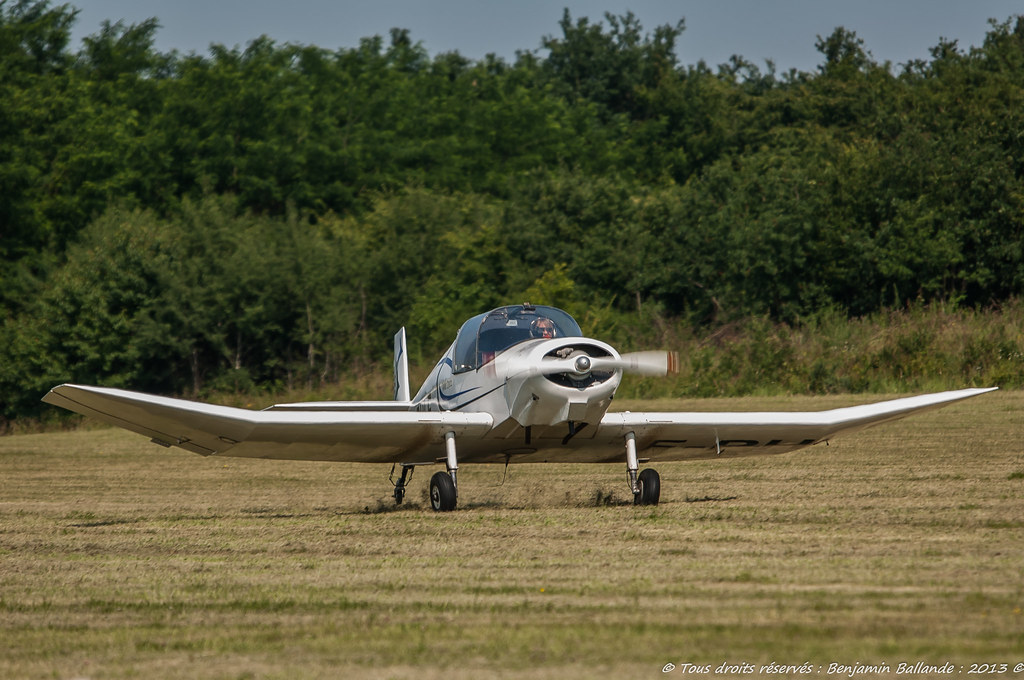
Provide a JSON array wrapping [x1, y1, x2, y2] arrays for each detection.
[[429, 471, 457, 512], [392, 464, 459, 512], [394, 430, 660, 511], [635, 468, 660, 506], [428, 431, 461, 512], [626, 432, 660, 506], [391, 432, 460, 512]]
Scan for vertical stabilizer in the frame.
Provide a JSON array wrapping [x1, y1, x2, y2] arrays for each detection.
[[393, 327, 411, 402]]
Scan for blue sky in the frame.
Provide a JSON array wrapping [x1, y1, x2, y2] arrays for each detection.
[[69, 0, 1022, 72]]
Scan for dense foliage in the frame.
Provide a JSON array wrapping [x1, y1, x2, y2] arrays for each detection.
[[2, 1, 1023, 419]]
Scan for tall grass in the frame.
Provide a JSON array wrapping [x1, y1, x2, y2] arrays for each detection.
[[273, 299, 1023, 404], [615, 299, 1024, 399], [16, 300, 1023, 429]]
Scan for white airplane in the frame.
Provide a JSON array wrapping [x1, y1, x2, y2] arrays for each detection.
[[43, 303, 996, 511]]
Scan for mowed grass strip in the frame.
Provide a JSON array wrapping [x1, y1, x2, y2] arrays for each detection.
[[1, 392, 1022, 679]]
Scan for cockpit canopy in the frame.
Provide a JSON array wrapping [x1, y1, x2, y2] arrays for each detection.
[[452, 304, 582, 373]]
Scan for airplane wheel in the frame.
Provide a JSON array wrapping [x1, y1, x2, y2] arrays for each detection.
[[634, 468, 660, 506], [429, 471, 457, 512]]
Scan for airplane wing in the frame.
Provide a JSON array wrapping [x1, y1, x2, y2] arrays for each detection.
[[41, 384, 491, 463], [596, 387, 998, 462], [43, 384, 995, 465]]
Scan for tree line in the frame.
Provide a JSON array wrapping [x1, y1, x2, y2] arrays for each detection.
[[2, 1, 1023, 419]]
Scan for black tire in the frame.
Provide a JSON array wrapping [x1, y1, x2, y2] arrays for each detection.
[[429, 471, 457, 512], [634, 468, 661, 506]]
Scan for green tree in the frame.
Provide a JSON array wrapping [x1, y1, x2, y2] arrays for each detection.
[[541, 9, 684, 119], [0, 1, 78, 300]]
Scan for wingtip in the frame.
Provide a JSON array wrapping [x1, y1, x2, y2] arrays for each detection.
[[40, 383, 69, 405], [964, 386, 999, 396]]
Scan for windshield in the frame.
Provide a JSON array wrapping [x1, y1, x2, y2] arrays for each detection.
[[452, 305, 582, 372]]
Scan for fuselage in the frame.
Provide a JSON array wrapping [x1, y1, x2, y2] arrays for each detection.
[[411, 305, 623, 434]]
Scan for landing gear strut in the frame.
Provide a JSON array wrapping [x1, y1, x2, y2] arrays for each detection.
[[390, 463, 414, 505], [625, 432, 660, 506]]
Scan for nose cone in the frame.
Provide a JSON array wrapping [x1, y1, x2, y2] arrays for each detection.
[[573, 355, 592, 375], [502, 337, 621, 427]]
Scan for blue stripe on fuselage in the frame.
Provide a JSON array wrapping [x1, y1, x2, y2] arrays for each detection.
[[438, 357, 482, 405]]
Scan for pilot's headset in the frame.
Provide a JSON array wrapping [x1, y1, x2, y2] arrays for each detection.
[[531, 318, 556, 339]]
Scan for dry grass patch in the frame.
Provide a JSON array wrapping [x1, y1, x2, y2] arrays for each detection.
[[2, 392, 1022, 678]]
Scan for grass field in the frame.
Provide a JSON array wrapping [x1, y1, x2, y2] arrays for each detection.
[[2, 392, 1023, 679]]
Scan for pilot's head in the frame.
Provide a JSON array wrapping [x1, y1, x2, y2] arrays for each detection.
[[531, 318, 556, 339]]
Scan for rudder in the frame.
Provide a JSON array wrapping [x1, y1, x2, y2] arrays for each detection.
[[393, 327, 411, 402]]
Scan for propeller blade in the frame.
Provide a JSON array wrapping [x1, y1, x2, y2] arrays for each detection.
[[534, 351, 679, 377], [591, 351, 679, 376]]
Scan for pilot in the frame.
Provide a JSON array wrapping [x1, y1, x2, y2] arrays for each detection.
[[531, 318, 557, 339]]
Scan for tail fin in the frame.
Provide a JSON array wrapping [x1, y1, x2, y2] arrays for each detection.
[[393, 327, 411, 402]]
